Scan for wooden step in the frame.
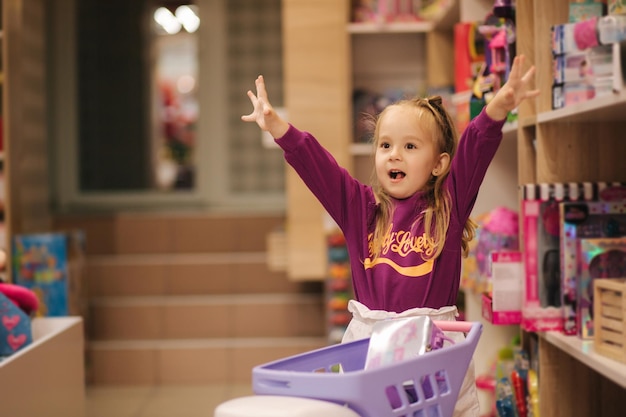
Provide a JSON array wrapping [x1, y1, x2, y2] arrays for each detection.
[[88, 293, 326, 341], [87, 337, 328, 385], [54, 212, 285, 255], [84, 253, 318, 297]]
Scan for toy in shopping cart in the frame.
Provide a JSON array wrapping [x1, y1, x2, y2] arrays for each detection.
[[364, 316, 454, 370], [215, 320, 482, 417]]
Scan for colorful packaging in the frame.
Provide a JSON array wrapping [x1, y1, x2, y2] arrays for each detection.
[[484, 251, 523, 325], [608, 0, 626, 15], [364, 316, 452, 370], [13, 233, 69, 317], [560, 201, 626, 335], [521, 182, 626, 332], [569, 1, 606, 23], [577, 237, 626, 339]]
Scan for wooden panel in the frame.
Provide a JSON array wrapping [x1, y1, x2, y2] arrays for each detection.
[[426, 30, 454, 89], [539, 336, 625, 417], [282, 0, 351, 280], [517, 1, 626, 414], [533, 0, 570, 113], [0, 318, 85, 417], [539, 336, 595, 417], [517, 124, 536, 185], [515, 0, 536, 119], [536, 122, 626, 183], [2, 0, 51, 282]]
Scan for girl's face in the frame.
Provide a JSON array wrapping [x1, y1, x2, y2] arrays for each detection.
[[374, 106, 449, 200]]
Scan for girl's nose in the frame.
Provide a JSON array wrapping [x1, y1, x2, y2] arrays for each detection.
[[389, 147, 401, 160]]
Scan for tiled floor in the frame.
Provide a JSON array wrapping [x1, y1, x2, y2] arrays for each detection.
[[85, 384, 254, 417]]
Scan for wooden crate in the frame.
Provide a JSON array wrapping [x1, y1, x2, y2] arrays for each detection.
[[594, 278, 626, 364]]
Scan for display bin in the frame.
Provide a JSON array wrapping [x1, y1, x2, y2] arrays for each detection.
[[0, 317, 85, 417]]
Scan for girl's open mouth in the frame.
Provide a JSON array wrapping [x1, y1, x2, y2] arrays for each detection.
[[389, 170, 406, 180]]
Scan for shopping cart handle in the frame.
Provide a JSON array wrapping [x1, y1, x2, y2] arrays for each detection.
[[432, 320, 474, 333]]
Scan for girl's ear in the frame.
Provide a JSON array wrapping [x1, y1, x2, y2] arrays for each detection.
[[432, 152, 451, 176]]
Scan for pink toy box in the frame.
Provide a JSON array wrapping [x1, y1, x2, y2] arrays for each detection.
[[482, 251, 523, 325]]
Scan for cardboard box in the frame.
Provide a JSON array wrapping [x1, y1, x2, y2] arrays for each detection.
[[13, 231, 86, 318], [482, 251, 523, 325]]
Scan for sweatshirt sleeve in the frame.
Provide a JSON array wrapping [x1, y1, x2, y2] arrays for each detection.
[[448, 108, 507, 221], [275, 124, 370, 230]]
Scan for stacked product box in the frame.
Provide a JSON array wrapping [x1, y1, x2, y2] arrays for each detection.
[[551, 20, 617, 109]]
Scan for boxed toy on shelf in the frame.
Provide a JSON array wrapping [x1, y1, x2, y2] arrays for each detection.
[[481, 251, 523, 325], [608, 0, 626, 15], [551, 12, 626, 110], [560, 199, 626, 335], [521, 182, 625, 332], [577, 237, 626, 339], [12, 231, 86, 318], [569, 0, 606, 23], [350, 0, 456, 24], [13, 233, 69, 317]]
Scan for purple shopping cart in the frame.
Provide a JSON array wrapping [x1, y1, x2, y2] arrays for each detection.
[[216, 321, 482, 417]]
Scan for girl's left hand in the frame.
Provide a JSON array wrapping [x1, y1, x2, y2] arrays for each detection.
[[486, 55, 540, 121]]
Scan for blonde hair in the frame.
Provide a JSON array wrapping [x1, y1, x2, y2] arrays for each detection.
[[368, 96, 476, 262]]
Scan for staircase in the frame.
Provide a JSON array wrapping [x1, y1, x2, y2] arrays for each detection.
[[53, 212, 327, 385]]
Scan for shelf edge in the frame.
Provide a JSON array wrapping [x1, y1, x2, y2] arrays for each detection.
[[541, 331, 626, 390]]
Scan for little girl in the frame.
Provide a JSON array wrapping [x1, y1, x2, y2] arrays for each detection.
[[242, 55, 539, 417]]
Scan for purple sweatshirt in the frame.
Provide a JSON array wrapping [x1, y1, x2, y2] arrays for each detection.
[[276, 109, 506, 313]]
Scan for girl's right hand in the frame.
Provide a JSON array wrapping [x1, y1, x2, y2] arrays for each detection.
[[241, 75, 289, 139]]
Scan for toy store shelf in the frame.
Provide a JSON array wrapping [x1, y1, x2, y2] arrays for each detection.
[[541, 330, 626, 390], [348, 21, 434, 34], [351, 119, 518, 156], [536, 90, 626, 124], [348, 0, 458, 33], [0, 316, 85, 417], [351, 121, 517, 156]]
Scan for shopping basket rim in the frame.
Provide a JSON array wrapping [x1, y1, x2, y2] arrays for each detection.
[[252, 321, 483, 376]]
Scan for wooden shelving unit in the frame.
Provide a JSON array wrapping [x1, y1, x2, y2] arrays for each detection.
[[0, 0, 52, 283], [281, 0, 458, 281], [516, 1, 626, 415]]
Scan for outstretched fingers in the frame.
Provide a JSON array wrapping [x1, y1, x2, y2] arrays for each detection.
[[255, 75, 269, 102], [241, 91, 258, 122]]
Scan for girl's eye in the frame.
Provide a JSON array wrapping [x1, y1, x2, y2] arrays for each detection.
[[380, 142, 390, 149], [406, 143, 416, 150]]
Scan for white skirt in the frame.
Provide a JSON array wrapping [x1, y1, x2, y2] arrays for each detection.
[[342, 300, 480, 417]]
